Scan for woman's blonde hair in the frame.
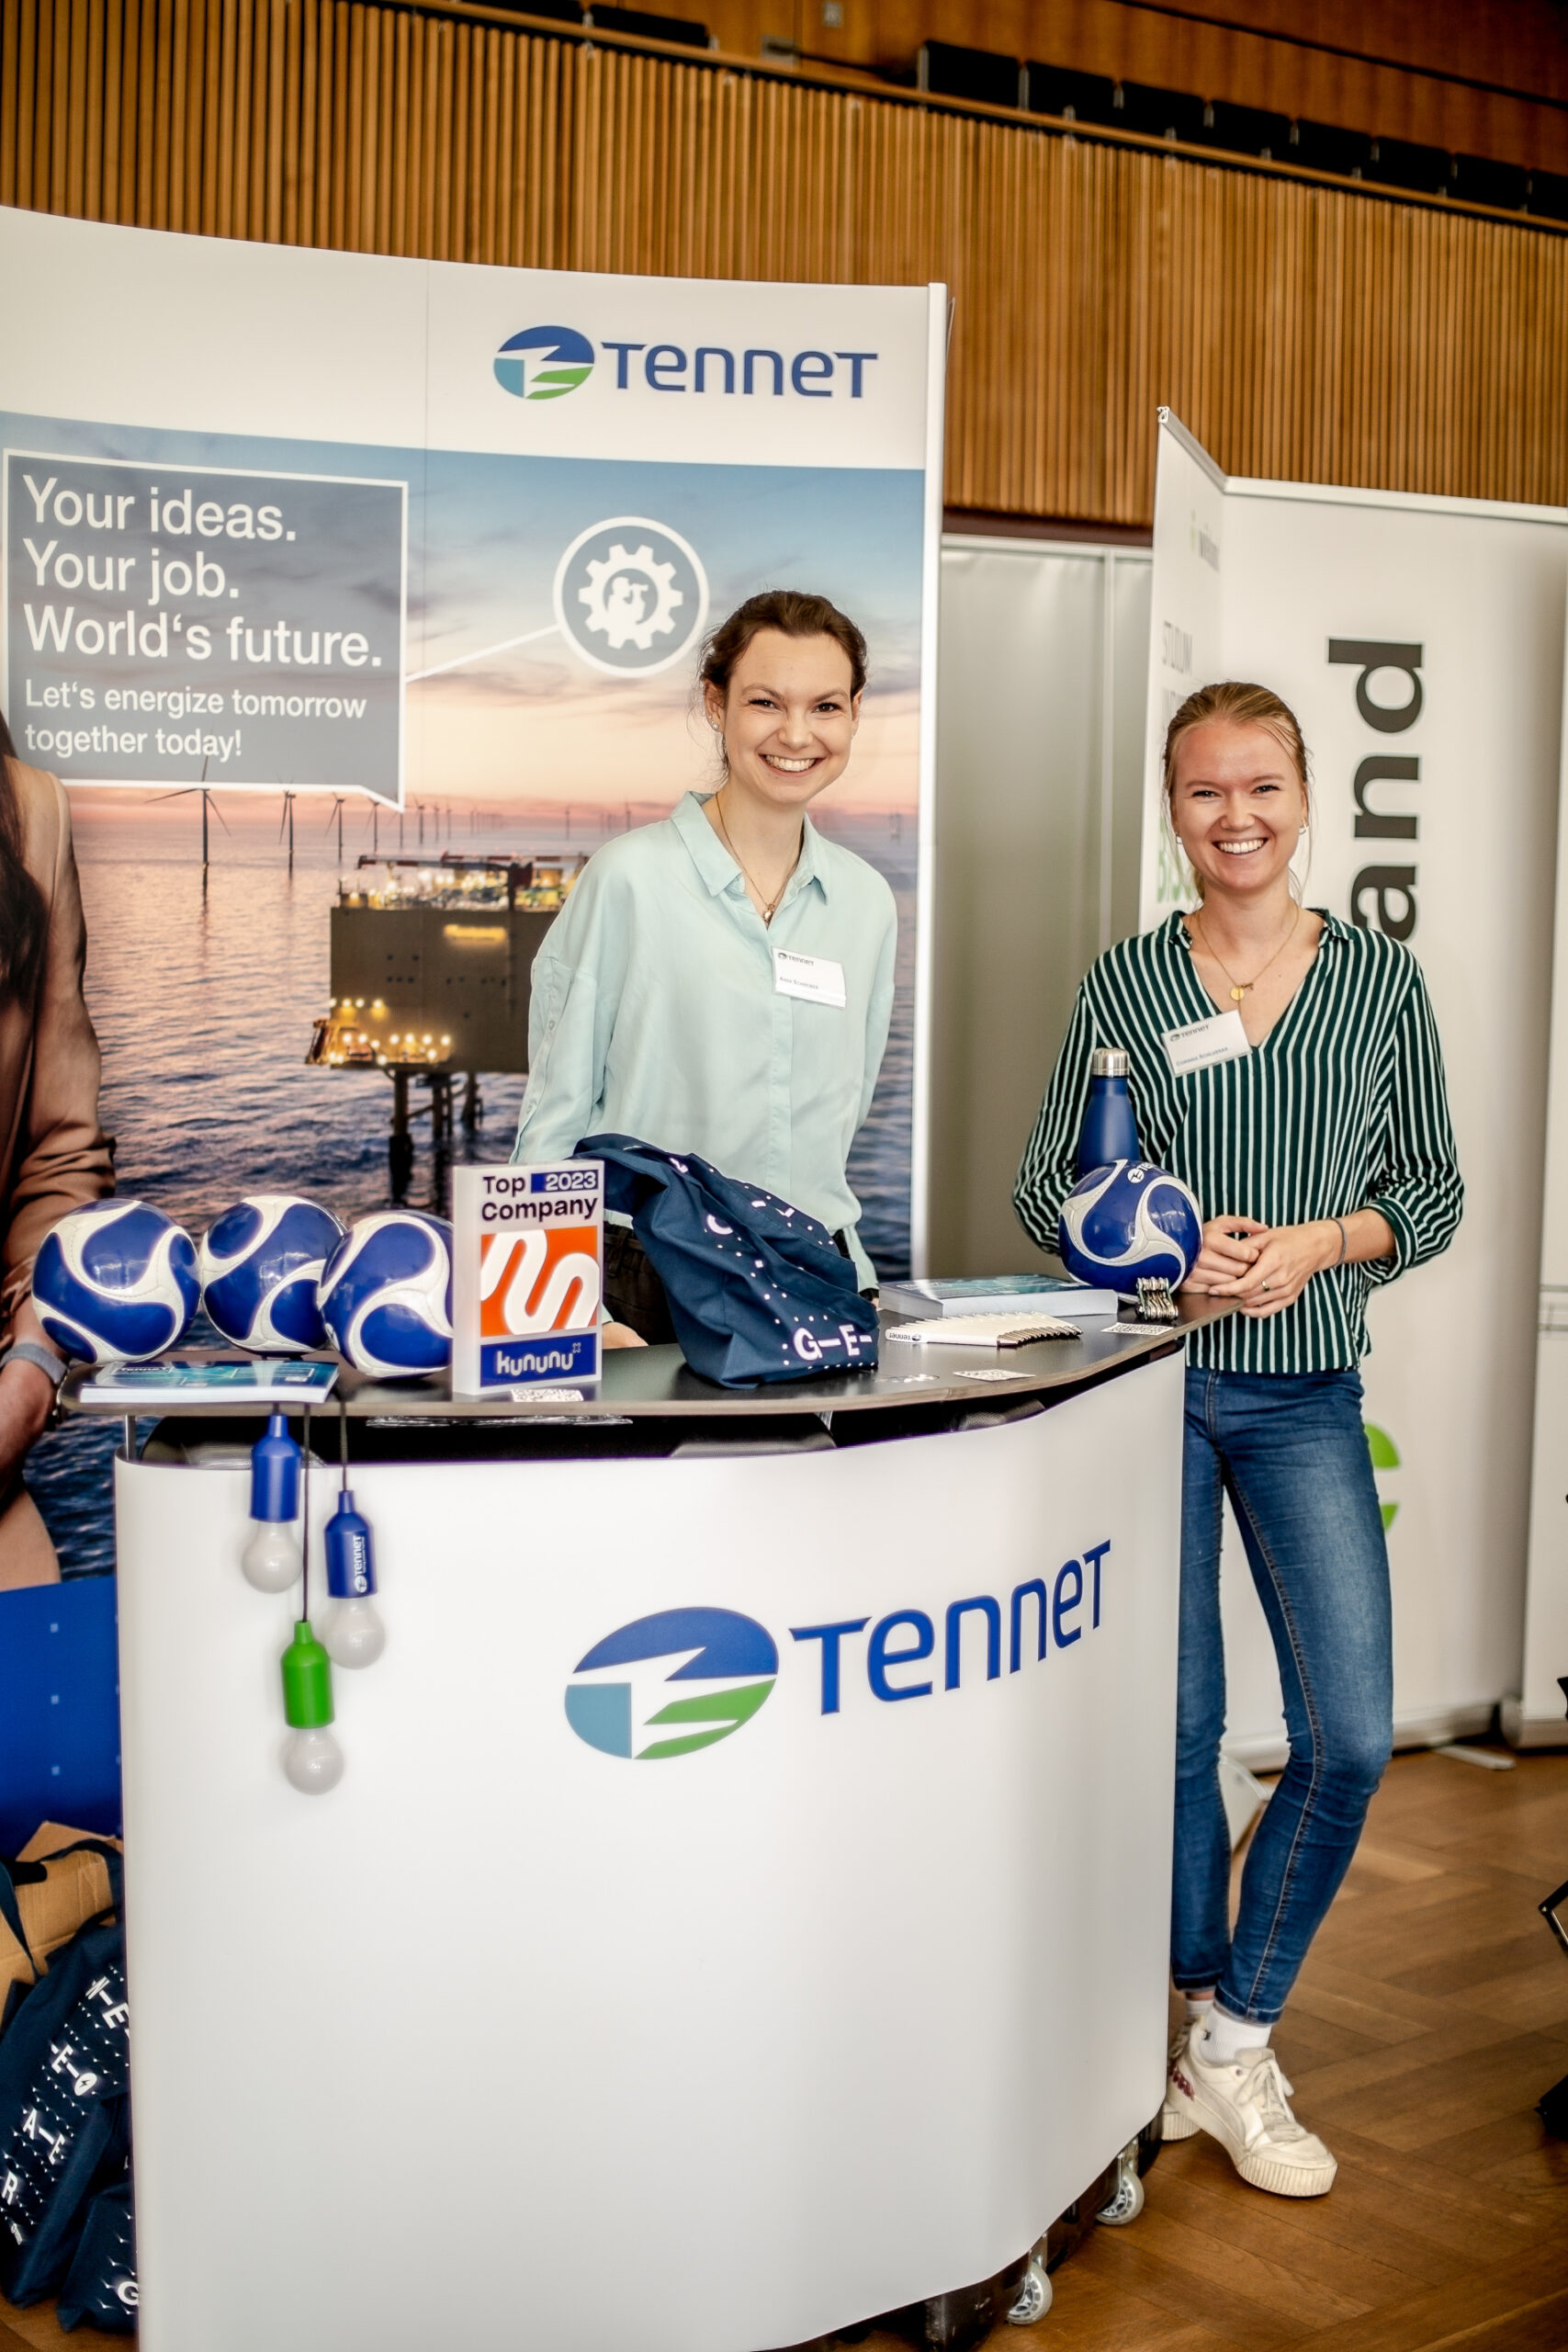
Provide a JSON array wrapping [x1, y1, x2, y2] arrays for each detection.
[[1162, 680, 1312, 822]]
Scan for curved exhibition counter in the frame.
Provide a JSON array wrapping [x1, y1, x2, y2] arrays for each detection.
[[75, 1305, 1217, 2352]]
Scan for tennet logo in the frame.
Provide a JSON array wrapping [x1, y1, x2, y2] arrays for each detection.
[[566, 1606, 779, 1760], [494, 324, 595, 400], [494, 327, 878, 401], [792, 1542, 1112, 1713], [598, 342, 878, 399], [566, 1543, 1114, 1762]]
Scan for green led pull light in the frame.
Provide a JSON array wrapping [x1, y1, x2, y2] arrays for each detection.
[[281, 1621, 344, 1794]]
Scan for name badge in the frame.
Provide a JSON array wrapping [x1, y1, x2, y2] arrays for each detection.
[[773, 948, 846, 1009], [1162, 1008, 1250, 1076]]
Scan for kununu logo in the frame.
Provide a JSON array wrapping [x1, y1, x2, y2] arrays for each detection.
[[565, 1606, 778, 1760], [494, 324, 595, 401]]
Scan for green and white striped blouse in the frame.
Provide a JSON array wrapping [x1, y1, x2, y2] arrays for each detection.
[[1014, 911, 1463, 1374]]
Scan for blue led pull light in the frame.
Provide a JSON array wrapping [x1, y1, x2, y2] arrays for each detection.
[[242, 1412, 303, 1592], [322, 1488, 385, 1669]]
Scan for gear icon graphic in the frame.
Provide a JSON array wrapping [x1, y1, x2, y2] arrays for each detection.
[[554, 516, 708, 676], [578, 544, 683, 651]]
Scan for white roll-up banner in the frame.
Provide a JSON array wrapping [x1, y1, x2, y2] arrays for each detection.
[[1517, 628, 1568, 1745], [1142, 413, 1568, 1759]]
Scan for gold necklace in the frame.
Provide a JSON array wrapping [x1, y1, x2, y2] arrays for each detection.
[[714, 790, 800, 927], [1191, 903, 1301, 1004]]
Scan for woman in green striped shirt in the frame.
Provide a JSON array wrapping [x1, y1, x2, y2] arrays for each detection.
[[1016, 681, 1461, 2201]]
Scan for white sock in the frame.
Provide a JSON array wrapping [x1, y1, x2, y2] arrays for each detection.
[[1183, 1995, 1215, 2026], [1202, 2006, 1272, 2064]]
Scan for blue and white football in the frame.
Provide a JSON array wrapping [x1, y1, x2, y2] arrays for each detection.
[[34, 1200, 200, 1363], [318, 1211, 453, 1377], [1058, 1160, 1203, 1291], [198, 1193, 346, 1353]]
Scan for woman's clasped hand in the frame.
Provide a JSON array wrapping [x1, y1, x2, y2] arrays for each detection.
[[1182, 1216, 1339, 1317]]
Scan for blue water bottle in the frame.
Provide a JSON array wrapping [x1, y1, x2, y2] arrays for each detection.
[[1076, 1047, 1140, 1176]]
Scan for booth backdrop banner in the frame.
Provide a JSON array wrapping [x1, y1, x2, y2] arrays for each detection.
[[0, 210, 942, 1485], [1141, 413, 1568, 1758], [1518, 627, 1568, 1745]]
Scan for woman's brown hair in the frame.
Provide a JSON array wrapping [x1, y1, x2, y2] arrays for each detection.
[[699, 589, 868, 701], [1162, 680, 1312, 822], [0, 708, 48, 1004]]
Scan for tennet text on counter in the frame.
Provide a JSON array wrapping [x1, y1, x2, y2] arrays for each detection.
[[791, 1541, 1114, 1713]]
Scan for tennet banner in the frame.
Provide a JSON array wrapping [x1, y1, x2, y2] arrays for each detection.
[[0, 208, 943, 805], [2, 208, 942, 1279]]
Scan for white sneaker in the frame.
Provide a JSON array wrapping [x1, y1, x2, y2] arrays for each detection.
[[1160, 2022, 1201, 2141], [1162, 2022, 1337, 2196]]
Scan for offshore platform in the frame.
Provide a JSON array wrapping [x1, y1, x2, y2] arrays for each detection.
[[306, 851, 586, 1194]]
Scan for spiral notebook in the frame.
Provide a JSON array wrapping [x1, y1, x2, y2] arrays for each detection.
[[885, 1313, 1080, 1349]]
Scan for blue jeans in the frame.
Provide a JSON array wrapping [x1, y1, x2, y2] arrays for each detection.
[[1172, 1365, 1393, 2024]]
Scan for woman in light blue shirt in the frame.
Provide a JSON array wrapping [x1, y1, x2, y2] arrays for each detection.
[[512, 589, 897, 1340]]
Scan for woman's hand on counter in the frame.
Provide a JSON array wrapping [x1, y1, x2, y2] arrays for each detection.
[[1181, 1216, 1269, 1295], [602, 1321, 649, 1350]]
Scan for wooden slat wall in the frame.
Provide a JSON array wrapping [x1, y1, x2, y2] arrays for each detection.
[[695, 0, 1568, 176], [4, 0, 1567, 525]]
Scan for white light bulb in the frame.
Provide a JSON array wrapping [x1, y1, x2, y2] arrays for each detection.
[[323, 1597, 386, 1669], [242, 1520, 302, 1593], [282, 1726, 344, 1795]]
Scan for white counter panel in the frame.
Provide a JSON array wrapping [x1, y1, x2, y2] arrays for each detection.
[[115, 1353, 1182, 2351]]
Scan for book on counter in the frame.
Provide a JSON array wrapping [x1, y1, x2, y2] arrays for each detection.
[[878, 1273, 1118, 1321], [77, 1357, 341, 1406]]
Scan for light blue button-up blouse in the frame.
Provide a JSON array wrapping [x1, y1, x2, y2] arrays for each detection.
[[512, 792, 897, 1281]]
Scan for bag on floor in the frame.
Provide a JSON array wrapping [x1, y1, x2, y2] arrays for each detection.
[[0, 1917, 130, 2305], [56, 2171, 135, 2333], [0, 1829, 122, 2036], [580, 1134, 878, 1387]]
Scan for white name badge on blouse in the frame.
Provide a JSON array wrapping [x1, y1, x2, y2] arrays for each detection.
[[1163, 1008, 1251, 1076], [773, 948, 847, 1009]]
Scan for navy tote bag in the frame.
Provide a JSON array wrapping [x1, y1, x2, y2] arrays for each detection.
[[580, 1135, 879, 1387]]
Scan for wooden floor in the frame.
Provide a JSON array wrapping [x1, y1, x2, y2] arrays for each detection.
[[1018, 1747, 1568, 2352], [2, 1748, 1564, 2352]]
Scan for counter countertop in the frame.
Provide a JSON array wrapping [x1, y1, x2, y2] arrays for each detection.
[[64, 1301, 1229, 1423]]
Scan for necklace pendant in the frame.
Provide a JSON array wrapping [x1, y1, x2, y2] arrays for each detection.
[[1230, 985, 1247, 1002]]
